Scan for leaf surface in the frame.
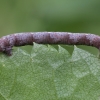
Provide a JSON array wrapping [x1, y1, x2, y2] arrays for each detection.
[[0, 43, 100, 100]]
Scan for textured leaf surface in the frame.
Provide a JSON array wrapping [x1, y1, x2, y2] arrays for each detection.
[[0, 43, 100, 100]]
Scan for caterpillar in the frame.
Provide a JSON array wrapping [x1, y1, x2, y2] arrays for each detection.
[[0, 32, 100, 56]]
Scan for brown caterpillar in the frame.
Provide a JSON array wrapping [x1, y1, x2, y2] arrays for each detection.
[[0, 32, 100, 56]]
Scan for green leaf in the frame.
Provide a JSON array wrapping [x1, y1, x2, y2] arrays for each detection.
[[0, 43, 100, 100]]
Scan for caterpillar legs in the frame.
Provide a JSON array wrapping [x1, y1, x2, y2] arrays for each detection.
[[3, 46, 13, 56]]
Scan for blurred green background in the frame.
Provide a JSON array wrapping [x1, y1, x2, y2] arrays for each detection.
[[0, 0, 100, 55]]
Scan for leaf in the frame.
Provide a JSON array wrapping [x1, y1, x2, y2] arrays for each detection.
[[0, 43, 100, 100]]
